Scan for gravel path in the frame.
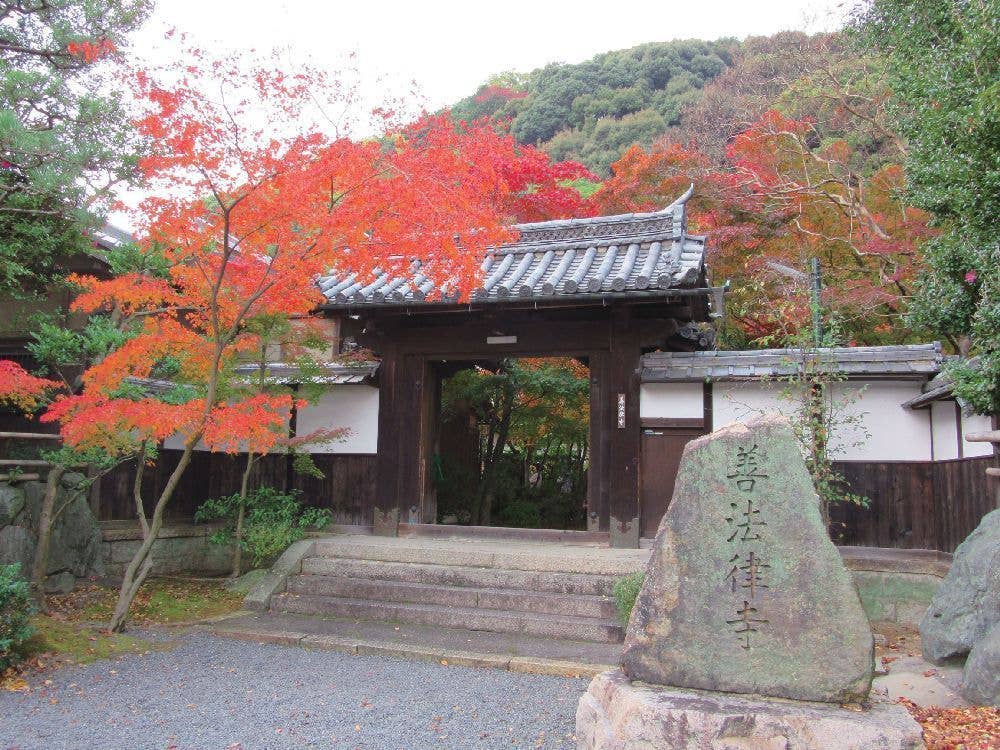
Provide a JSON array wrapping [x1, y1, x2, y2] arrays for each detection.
[[1, 632, 583, 750]]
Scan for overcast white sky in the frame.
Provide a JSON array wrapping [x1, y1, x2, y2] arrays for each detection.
[[133, 0, 853, 111], [112, 0, 853, 228]]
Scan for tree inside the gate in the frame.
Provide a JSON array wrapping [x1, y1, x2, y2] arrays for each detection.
[[437, 357, 590, 530]]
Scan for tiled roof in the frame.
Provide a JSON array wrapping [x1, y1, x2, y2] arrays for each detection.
[[127, 363, 378, 394], [317, 187, 708, 307], [231, 362, 378, 385], [641, 343, 943, 382]]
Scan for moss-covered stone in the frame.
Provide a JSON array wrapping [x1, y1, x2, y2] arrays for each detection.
[[621, 416, 874, 704]]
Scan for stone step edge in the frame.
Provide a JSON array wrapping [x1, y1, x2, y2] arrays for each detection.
[[300, 557, 619, 595], [288, 574, 616, 607], [310, 541, 645, 576], [273, 592, 623, 629], [208, 624, 612, 679]]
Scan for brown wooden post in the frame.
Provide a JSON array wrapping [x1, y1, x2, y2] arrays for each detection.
[[373, 343, 401, 535], [587, 351, 610, 533], [396, 355, 429, 526], [608, 307, 641, 547]]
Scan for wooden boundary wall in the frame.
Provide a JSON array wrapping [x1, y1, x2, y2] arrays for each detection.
[[95, 451, 997, 553], [96, 451, 377, 526], [831, 455, 999, 552]]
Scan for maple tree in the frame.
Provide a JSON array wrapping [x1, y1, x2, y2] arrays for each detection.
[[0, 360, 60, 413], [27, 44, 594, 631], [596, 109, 931, 345]]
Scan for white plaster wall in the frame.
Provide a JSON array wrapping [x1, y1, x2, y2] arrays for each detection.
[[296, 384, 379, 454], [829, 381, 931, 461], [710, 380, 932, 462], [931, 401, 960, 461], [962, 412, 996, 458], [711, 381, 789, 428], [639, 382, 704, 419]]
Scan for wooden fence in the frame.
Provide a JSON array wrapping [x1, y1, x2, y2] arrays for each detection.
[[831, 455, 999, 552], [96, 450, 377, 526], [93, 451, 997, 553]]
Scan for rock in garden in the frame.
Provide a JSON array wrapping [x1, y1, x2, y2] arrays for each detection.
[[920, 508, 1000, 663], [960, 621, 1000, 707], [620, 415, 874, 703], [0, 523, 35, 570], [577, 670, 924, 750], [0, 484, 26, 526]]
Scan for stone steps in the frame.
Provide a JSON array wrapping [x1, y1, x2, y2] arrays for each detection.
[[287, 574, 618, 619], [300, 557, 619, 596], [311, 538, 645, 576], [263, 536, 637, 644], [271, 592, 624, 643]]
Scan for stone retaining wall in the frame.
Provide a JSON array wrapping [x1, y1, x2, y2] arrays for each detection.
[[840, 546, 951, 629], [100, 522, 235, 578]]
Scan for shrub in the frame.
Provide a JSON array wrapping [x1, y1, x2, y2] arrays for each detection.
[[612, 571, 645, 625], [0, 563, 35, 670], [196, 487, 332, 567]]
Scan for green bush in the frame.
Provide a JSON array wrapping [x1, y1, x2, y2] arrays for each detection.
[[0, 563, 35, 670], [196, 487, 332, 567], [612, 571, 645, 625]]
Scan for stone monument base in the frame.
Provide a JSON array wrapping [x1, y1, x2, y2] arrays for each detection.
[[576, 670, 925, 750]]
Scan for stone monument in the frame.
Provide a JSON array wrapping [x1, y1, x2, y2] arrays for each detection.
[[576, 416, 925, 749]]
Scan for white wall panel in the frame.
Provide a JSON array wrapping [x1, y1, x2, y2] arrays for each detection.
[[829, 381, 930, 461], [296, 384, 379, 454], [931, 401, 960, 461], [639, 382, 704, 419], [711, 382, 788, 429], [962, 412, 996, 458]]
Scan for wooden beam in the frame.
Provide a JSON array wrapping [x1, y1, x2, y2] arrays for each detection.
[[588, 351, 609, 533], [607, 308, 641, 548], [372, 343, 401, 535], [965, 430, 1000, 443], [0, 473, 41, 481], [0, 432, 62, 440]]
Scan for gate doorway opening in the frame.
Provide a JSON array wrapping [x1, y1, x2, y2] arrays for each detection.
[[433, 357, 590, 530]]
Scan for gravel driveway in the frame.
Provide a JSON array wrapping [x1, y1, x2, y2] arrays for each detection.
[[1, 632, 582, 750]]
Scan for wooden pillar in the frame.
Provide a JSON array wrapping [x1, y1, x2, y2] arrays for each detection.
[[588, 351, 610, 532], [373, 344, 401, 535], [396, 355, 429, 525], [608, 308, 641, 548]]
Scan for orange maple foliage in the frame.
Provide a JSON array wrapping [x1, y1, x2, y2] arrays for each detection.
[[596, 111, 932, 343], [0, 360, 61, 414], [43, 44, 593, 464]]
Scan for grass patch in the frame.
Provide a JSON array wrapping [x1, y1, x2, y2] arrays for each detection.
[[54, 578, 243, 627], [24, 616, 150, 665], [613, 571, 645, 624]]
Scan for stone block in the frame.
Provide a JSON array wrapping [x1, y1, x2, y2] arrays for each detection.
[[960, 622, 1000, 707], [0, 484, 26, 527], [621, 416, 873, 703], [920, 508, 1000, 663], [576, 670, 925, 750], [243, 539, 313, 610], [0, 524, 35, 571]]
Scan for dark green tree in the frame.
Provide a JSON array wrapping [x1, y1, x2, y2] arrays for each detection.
[[0, 0, 152, 295], [855, 0, 1000, 414]]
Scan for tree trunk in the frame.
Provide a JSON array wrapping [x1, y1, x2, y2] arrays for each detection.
[[107, 442, 197, 632], [29, 464, 66, 602], [231, 453, 255, 578], [478, 379, 514, 526]]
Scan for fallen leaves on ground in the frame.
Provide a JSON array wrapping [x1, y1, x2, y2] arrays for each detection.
[[900, 698, 1000, 750], [46, 578, 242, 626]]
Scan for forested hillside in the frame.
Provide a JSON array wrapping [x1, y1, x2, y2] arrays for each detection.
[[451, 32, 924, 349], [450, 40, 735, 174]]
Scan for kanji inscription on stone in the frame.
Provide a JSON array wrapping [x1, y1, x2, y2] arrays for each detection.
[[727, 443, 768, 492], [726, 551, 770, 598], [620, 415, 874, 703]]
